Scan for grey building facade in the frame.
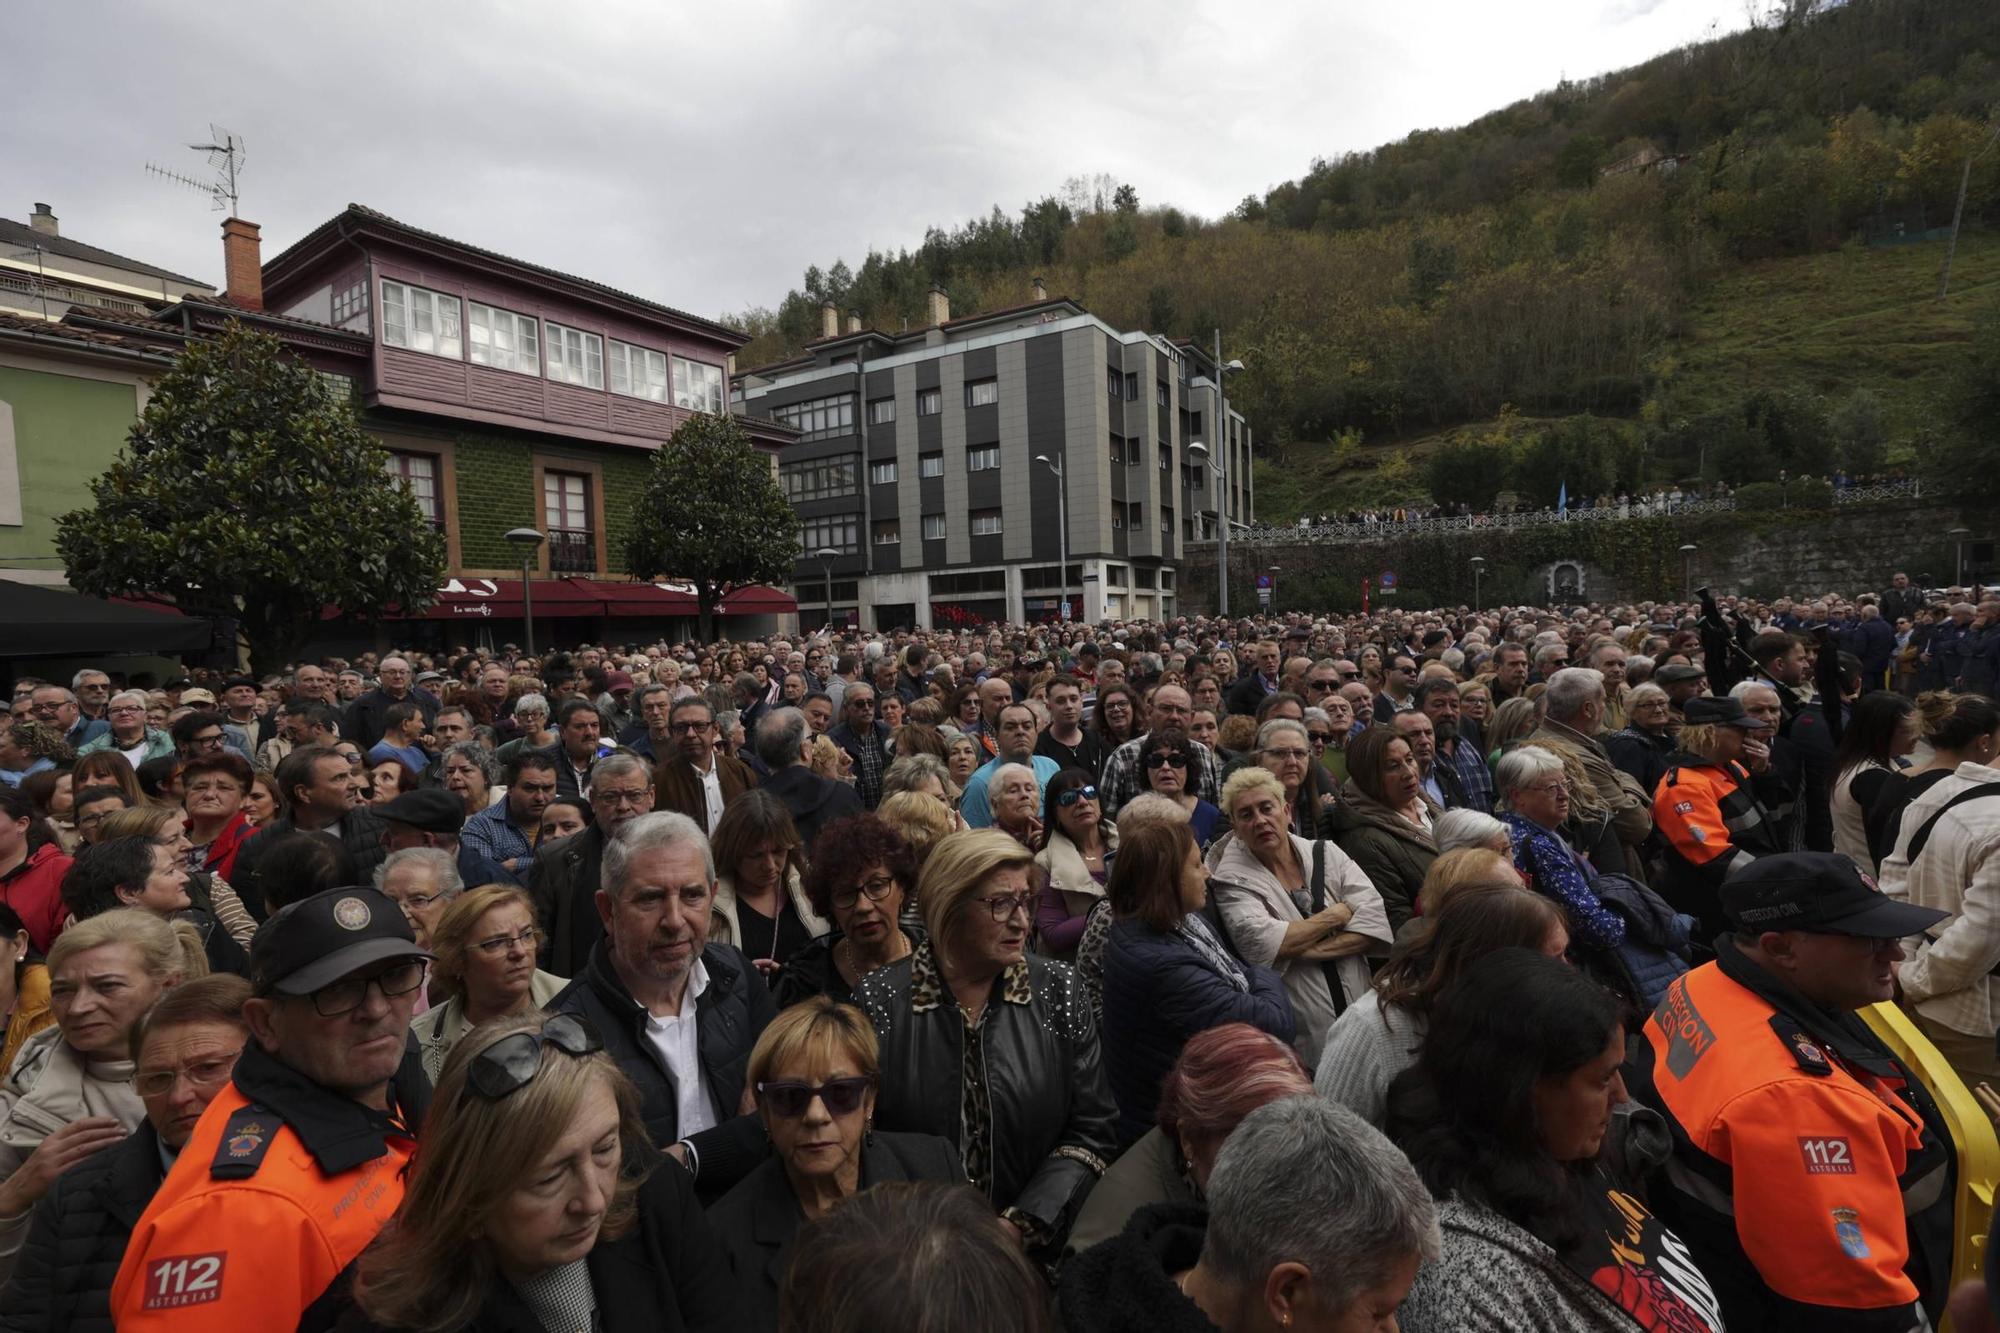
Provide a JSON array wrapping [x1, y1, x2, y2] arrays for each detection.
[[735, 288, 1254, 631]]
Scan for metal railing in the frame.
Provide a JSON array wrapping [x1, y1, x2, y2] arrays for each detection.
[[549, 528, 596, 574], [1209, 478, 1928, 548]]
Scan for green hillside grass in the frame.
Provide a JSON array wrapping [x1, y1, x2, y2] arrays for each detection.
[[1250, 230, 2000, 523]]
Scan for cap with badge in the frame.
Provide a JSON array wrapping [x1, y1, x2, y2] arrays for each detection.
[[249, 886, 430, 996], [1721, 852, 1949, 938], [375, 788, 466, 835], [1682, 696, 1768, 730]]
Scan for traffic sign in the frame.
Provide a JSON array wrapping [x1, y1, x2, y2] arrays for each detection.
[[1255, 573, 1274, 590], [1379, 571, 1398, 588]]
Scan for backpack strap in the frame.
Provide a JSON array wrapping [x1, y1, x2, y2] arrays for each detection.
[[1306, 839, 1347, 1017], [1906, 781, 2000, 864]]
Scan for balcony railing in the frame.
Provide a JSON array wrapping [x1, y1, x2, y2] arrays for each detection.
[[549, 528, 596, 574], [1202, 478, 1930, 548]]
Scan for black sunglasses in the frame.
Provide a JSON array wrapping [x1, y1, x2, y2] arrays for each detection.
[[468, 1014, 603, 1100], [1144, 751, 1190, 769], [757, 1076, 872, 1119], [1056, 784, 1100, 807]]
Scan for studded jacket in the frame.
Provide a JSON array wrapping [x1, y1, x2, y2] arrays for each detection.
[[854, 940, 1117, 1253]]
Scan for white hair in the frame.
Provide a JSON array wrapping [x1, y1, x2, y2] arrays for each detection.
[[1493, 744, 1566, 796], [1541, 667, 1606, 723], [375, 847, 463, 898], [1202, 1097, 1441, 1307], [601, 810, 713, 897], [1434, 808, 1509, 855], [108, 689, 148, 712]]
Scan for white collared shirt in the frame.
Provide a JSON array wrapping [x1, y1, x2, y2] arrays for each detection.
[[693, 753, 724, 830], [640, 958, 714, 1137]]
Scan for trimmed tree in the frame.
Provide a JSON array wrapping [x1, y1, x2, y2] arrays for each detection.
[[623, 411, 799, 641], [56, 321, 446, 672]]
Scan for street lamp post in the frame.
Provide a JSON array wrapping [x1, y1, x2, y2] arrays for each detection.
[[1034, 453, 1070, 623], [1678, 543, 1698, 601], [1470, 556, 1486, 610], [813, 546, 841, 634], [1208, 338, 1240, 616], [503, 527, 546, 659], [1950, 527, 1972, 588]]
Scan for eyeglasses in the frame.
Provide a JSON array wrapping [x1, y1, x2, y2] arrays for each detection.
[[1263, 747, 1311, 762], [977, 892, 1035, 922], [134, 1047, 244, 1098], [1339, 671, 1362, 681], [1307, 731, 1333, 746], [472, 926, 541, 956], [832, 874, 897, 911], [757, 1075, 872, 1119], [190, 733, 225, 750], [669, 720, 712, 734], [469, 1014, 603, 1100], [1522, 780, 1570, 798], [108, 705, 145, 717], [1143, 751, 1190, 769], [1056, 784, 1099, 808], [305, 959, 427, 1018], [593, 786, 651, 808]]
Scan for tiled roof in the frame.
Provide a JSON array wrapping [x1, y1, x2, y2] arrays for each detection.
[[265, 205, 747, 346], [0, 217, 211, 289], [0, 310, 177, 360], [177, 292, 371, 340]]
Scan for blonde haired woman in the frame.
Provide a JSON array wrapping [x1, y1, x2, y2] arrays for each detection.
[[0, 910, 200, 1279], [349, 1012, 734, 1331], [854, 829, 1117, 1260], [411, 886, 566, 1083]]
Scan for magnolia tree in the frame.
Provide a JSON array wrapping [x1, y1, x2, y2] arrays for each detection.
[[623, 411, 800, 641], [56, 321, 445, 670]]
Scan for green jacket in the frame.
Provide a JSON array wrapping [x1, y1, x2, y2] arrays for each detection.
[[74, 728, 175, 764], [1326, 789, 1439, 933]]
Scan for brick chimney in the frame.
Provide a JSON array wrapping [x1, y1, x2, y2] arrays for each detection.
[[221, 217, 263, 310], [845, 309, 862, 335], [29, 203, 57, 237], [820, 300, 839, 339], [927, 284, 950, 327], [1031, 275, 1047, 302]]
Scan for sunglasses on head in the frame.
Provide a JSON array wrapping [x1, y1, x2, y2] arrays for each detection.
[[1144, 750, 1190, 769], [1056, 784, 1099, 807], [757, 1075, 872, 1119], [468, 1014, 603, 1100]]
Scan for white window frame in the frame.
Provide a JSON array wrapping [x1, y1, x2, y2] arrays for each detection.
[[970, 509, 1002, 537], [544, 470, 591, 531], [546, 323, 604, 389], [967, 446, 999, 472], [384, 451, 439, 523], [380, 280, 462, 360], [916, 388, 942, 417], [873, 519, 901, 545], [868, 397, 896, 425], [965, 378, 999, 408], [672, 356, 725, 412], [608, 340, 669, 401], [922, 514, 946, 540], [919, 454, 943, 479], [468, 302, 540, 377], [869, 461, 897, 485]]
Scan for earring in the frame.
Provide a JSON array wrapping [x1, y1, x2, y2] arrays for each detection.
[[864, 1116, 875, 1147]]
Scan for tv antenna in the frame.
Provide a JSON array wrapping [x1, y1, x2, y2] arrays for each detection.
[[146, 125, 245, 214]]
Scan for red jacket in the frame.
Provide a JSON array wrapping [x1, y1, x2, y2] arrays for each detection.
[[0, 843, 72, 954]]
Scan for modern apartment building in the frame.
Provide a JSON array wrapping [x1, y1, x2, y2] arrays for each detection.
[[735, 285, 1254, 631]]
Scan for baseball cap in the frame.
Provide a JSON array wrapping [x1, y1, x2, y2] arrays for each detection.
[[178, 687, 218, 706], [1722, 852, 1948, 938], [1654, 664, 1707, 685], [1682, 696, 1766, 730], [249, 886, 430, 996], [223, 676, 259, 692], [607, 670, 636, 693], [375, 788, 465, 835]]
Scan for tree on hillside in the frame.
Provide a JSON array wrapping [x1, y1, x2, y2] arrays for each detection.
[[624, 412, 800, 641], [55, 321, 445, 672], [1932, 304, 2000, 503]]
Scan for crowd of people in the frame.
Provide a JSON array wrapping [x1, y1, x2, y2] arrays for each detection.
[[1, 570, 1999, 1329]]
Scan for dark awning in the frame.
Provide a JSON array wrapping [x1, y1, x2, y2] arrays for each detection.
[[0, 581, 214, 656], [381, 578, 797, 621]]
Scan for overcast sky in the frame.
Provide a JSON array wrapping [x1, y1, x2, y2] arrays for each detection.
[[11, 0, 1754, 320]]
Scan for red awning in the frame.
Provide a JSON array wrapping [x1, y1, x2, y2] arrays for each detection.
[[393, 578, 795, 621]]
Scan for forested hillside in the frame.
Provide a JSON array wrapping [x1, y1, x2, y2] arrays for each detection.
[[727, 0, 2000, 520]]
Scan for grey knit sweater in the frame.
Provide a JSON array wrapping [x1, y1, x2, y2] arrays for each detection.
[[1312, 989, 1425, 1126], [1398, 1197, 1655, 1332]]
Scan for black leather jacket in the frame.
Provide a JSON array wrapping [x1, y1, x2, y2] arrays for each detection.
[[853, 939, 1116, 1251]]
